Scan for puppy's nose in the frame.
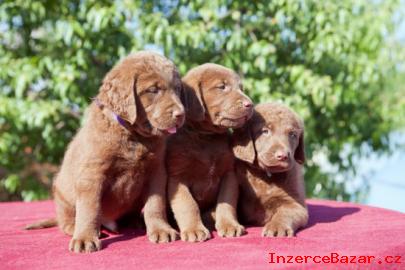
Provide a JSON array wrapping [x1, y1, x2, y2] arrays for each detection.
[[173, 109, 185, 119], [275, 150, 290, 161], [243, 100, 253, 108]]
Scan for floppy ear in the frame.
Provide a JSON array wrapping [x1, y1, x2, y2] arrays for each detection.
[[232, 124, 256, 164], [294, 131, 305, 164], [98, 71, 137, 125], [181, 80, 205, 122]]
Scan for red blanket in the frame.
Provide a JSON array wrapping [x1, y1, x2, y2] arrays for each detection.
[[1, 199, 404, 270]]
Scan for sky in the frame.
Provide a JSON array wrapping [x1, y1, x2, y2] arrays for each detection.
[[357, 131, 405, 212], [366, 150, 405, 212]]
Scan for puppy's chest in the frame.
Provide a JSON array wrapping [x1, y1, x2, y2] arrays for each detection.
[[192, 144, 232, 204], [238, 167, 278, 216], [206, 150, 231, 177], [201, 138, 232, 173], [109, 140, 158, 197], [116, 139, 157, 168], [244, 169, 288, 201]]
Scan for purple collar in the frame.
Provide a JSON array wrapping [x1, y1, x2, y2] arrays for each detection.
[[93, 98, 130, 129]]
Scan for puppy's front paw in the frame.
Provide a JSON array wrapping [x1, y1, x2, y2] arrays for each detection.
[[262, 220, 294, 237], [69, 236, 101, 253], [216, 221, 245, 238], [180, 226, 210, 242], [148, 226, 178, 243]]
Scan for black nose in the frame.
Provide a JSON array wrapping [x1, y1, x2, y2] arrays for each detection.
[[275, 150, 290, 161]]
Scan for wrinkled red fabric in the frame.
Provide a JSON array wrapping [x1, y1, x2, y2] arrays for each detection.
[[1, 199, 404, 270]]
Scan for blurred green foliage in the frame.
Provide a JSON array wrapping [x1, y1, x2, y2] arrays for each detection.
[[0, 0, 404, 201]]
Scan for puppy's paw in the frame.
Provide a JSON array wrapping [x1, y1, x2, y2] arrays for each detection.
[[262, 221, 294, 237], [69, 236, 101, 253], [148, 226, 178, 243], [180, 226, 210, 242], [216, 221, 245, 238]]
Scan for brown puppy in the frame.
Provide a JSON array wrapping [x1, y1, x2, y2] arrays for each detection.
[[167, 64, 253, 242], [232, 102, 308, 237], [28, 52, 185, 252]]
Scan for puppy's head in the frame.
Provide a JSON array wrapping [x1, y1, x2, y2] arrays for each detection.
[[181, 64, 253, 132], [98, 51, 185, 136], [233, 102, 305, 174]]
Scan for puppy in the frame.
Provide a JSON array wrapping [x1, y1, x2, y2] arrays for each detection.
[[232, 102, 308, 237], [27, 52, 185, 252], [166, 64, 253, 242]]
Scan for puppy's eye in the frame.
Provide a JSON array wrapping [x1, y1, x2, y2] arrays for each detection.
[[261, 128, 271, 136], [289, 132, 297, 139], [146, 87, 159, 94], [217, 83, 226, 90]]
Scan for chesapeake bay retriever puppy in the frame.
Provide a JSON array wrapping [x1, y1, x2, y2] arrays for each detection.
[[167, 64, 253, 242], [26, 51, 185, 252], [232, 102, 308, 237]]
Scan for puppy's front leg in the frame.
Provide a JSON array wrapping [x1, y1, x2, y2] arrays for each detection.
[[69, 172, 103, 253], [215, 171, 245, 237], [262, 202, 308, 237], [144, 165, 177, 243], [168, 180, 210, 242]]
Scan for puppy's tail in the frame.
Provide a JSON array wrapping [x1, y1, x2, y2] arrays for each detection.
[[24, 218, 57, 230]]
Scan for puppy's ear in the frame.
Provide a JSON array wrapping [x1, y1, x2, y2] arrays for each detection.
[[294, 131, 305, 165], [232, 124, 256, 164], [181, 80, 205, 122], [98, 71, 137, 124]]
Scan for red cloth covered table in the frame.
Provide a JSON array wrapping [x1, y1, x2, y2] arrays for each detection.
[[1, 199, 404, 270]]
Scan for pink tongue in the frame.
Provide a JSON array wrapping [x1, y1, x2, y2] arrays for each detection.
[[167, 127, 177, 134]]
